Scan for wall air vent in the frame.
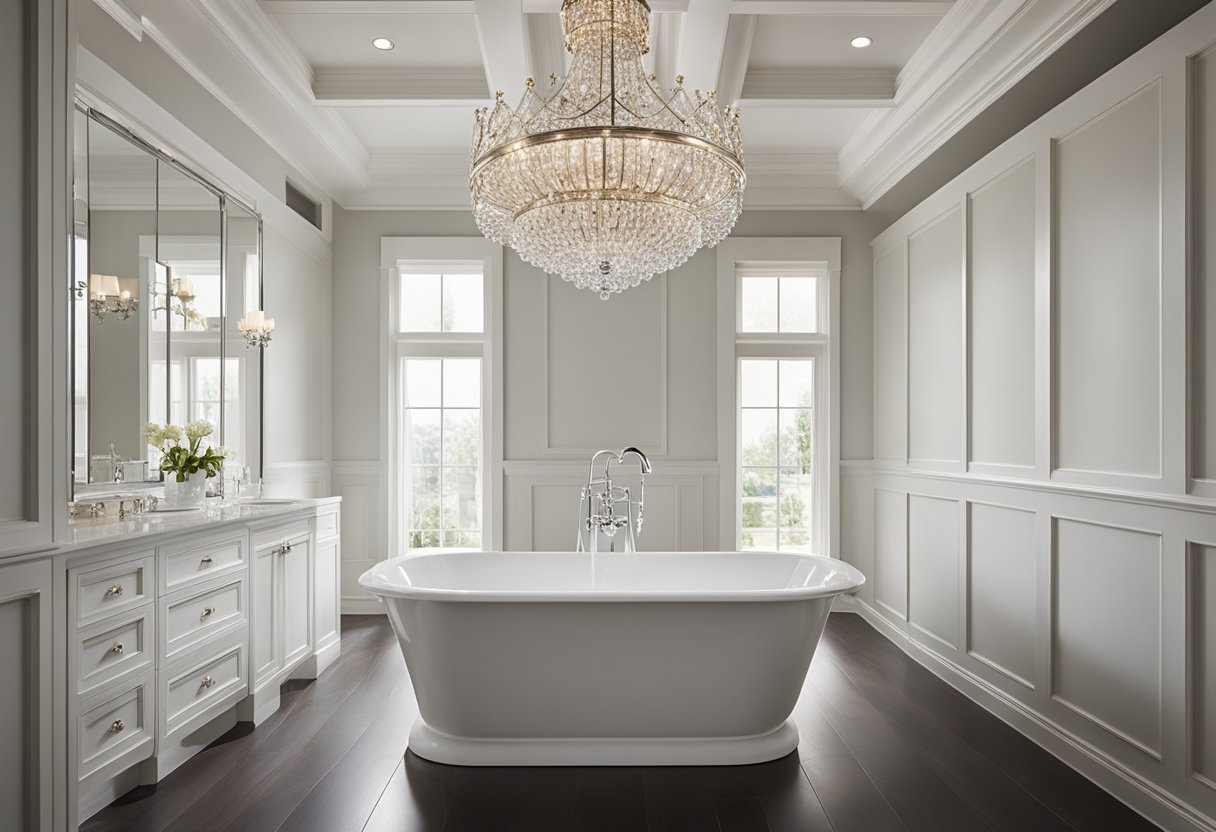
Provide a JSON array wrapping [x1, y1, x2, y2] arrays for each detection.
[[285, 179, 322, 230]]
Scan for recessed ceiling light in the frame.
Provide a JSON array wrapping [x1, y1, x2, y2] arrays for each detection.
[[372, 37, 395, 51], [850, 36, 873, 49]]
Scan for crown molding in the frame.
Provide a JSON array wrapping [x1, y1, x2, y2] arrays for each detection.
[[260, 1, 476, 12], [837, 0, 1115, 208], [313, 66, 489, 105], [740, 67, 896, 105], [92, 0, 144, 39], [728, 1, 953, 15]]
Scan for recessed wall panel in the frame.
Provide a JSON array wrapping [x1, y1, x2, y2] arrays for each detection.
[[969, 161, 1036, 468], [908, 208, 963, 463], [874, 246, 907, 461], [1195, 49, 1216, 481], [0, 597, 31, 831], [908, 495, 960, 648], [1055, 85, 1161, 477], [968, 503, 1036, 684], [1195, 544, 1216, 783], [874, 489, 907, 619], [1053, 518, 1161, 754]]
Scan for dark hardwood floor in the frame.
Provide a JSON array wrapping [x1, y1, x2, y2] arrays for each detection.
[[84, 613, 1160, 832]]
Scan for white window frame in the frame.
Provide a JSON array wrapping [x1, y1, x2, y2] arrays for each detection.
[[716, 238, 841, 557], [380, 238, 503, 558]]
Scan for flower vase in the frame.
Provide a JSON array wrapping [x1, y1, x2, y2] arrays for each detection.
[[164, 470, 207, 509]]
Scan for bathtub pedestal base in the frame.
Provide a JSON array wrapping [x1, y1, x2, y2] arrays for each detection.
[[407, 718, 800, 767]]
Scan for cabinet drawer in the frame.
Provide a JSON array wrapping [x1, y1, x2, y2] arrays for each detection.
[[78, 674, 154, 781], [253, 521, 309, 552], [163, 576, 247, 661], [315, 511, 338, 541], [74, 553, 155, 627], [164, 638, 246, 738], [162, 533, 246, 594], [76, 607, 153, 697]]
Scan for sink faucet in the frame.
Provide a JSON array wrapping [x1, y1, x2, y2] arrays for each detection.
[[575, 447, 652, 553], [110, 443, 124, 484]]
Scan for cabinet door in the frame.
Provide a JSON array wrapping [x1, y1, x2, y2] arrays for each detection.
[[0, 559, 54, 832], [312, 539, 339, 652], [281, 537, 312, 672], [250, 543, 281, 689]]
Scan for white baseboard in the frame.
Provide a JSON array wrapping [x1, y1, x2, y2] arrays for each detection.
[[835, 600, 1216, 832], [342, 596, 384, 615]]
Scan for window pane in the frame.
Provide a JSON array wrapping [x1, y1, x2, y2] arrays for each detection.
[[401, 273, 441, 332], [404, 359, 441, 407], [442, 358, 481, 407], [740, 276, 777, 332], [409, 465, 440, 530], [778, 276, 817, 333], [779, 360, 813, 408], [444, 530, 481, 548], [442, 466, 480, 530], [407, 409, 441, 465], [779, 409, 814, 474], [443, 273, 484, 332], [740, 359, 777, 407], [442, 409, 479, 465], [779, 468, 813, 532], [742, 530, 776, 551], [740, 409, 778, 466]]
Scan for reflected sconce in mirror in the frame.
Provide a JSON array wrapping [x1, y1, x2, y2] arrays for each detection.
[[238, 309, 274, 349], [79, 273, 138, 322]]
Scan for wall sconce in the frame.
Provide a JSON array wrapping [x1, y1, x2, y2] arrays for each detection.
[[81, 273, 139, 322], [238, 309, 275, 349]]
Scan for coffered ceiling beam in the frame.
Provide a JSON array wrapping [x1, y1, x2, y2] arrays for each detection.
[[674, 0, 733, 95], [260, 1, 477, 13], [473, 0, 531, 101], [739, 67, 896, 106], [716, 14, 755, 104], [521, 0, 689, 11], [313, 67, 490, 106], [525, 11, 568, 86]]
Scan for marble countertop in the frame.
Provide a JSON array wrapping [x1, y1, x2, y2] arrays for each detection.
[[62, 496, 341, 553]]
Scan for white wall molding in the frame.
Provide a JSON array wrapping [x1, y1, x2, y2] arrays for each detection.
[[91, 0, 144, 40], [333, 461, 382, 614], [838, 0, 1116, 209], [313, 67, 489, 105], [262, 461, 332, 498], [739, 67, 896, 105]]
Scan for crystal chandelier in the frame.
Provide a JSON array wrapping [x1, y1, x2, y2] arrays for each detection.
[[470, 0, 745, 299]]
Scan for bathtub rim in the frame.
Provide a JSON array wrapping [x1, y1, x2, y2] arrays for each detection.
[[406, 716, 802, 767], [359, 550, 865, 603]]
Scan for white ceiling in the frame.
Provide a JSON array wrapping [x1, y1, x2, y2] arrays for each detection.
[[88, 0, 1119, 210]]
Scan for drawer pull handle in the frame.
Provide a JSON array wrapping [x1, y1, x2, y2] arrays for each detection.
[[108, 719, 124, 734], [105, 584, 124, 597], [201, 606, 215, 618], [200, 555, 214, 566], [110, 642, 124, 655], [201, 675, 214, 689]]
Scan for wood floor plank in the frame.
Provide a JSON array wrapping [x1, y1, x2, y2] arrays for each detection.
[[806, 655, 996, 832], [506, 767, 579, 832], [800, 754, 907, 832], [361, 754, 450, 832], [824, 616, 1160, 832]]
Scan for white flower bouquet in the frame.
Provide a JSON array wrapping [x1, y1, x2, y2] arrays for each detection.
[[144, 420, 226, 482]]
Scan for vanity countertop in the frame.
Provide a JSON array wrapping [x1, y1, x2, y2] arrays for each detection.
[[62, 496, 341, 554]]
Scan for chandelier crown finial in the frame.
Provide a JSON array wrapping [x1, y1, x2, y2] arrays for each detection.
[[470, 0, 745, 297]]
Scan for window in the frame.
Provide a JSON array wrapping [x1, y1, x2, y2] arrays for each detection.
[[383, 240, 501, 557], [717, 239, 838, 556]]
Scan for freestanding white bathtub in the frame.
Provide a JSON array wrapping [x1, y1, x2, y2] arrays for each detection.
[[359, 550, 865, 766]]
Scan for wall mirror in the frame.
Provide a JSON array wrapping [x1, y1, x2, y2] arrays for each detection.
[[72, 106, 264, 495]]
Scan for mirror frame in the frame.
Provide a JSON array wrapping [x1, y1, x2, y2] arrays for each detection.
[[71, 103, 265, 496]]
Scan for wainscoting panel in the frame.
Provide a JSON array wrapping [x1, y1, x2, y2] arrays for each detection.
[[873, 245, 907, 462], [262, 461, 332, 499], [908, 494, 960, 650], [967, 502, 1036, 687], [873, 488, 908, 620], [1196, 46, 1216, 484], [1053, 84, 1162, 479], [1195, 543, 1216, 787], [968, 160, 1036, 469], [907, 208, 963, 466], [1053, 517, 1162, 757], [333, 462, 381, 613]]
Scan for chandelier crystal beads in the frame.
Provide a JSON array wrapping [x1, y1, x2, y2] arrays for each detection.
[[470, 0, 745, 299]]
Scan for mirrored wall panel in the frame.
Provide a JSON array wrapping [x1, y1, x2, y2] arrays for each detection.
[[72, 107, 263, 493]]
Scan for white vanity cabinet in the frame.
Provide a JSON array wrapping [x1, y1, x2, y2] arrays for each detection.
[[53, 499, 341, 829]]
